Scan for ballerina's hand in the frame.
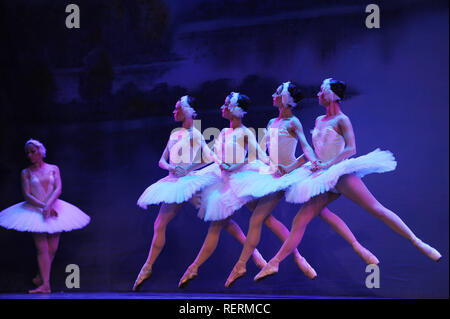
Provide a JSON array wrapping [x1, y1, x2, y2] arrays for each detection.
[[50, 209, 58, 218], [42, 206, 51, 220], [311, 161, 329, 172], [276, 164, 289, 176], [173, 165, 188, 177]]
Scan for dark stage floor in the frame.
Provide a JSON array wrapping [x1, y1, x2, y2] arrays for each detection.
[[0, 292, 383, 299]]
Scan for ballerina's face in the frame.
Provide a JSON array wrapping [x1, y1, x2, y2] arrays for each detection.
[[317, 88, 329, 107], [173, 101, 186, 122], [221, 96, 232, 120], [272, 85, 284, 108], [26, 144, 42, 164]]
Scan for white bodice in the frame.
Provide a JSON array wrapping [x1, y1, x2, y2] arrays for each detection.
[[312, 125, 345, 162], [267, 119, 298, 166], [168, 128, 201, 168], [214, 127, 247, 164], [28, 169, 55, 202]]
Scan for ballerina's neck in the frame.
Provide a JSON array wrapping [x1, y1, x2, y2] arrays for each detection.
[[30, 161, 45, 170], [229, 117, 243, 130], [325, 101, 341, 117], [278, 106, 293, 119], [182, 117, 194, 129]]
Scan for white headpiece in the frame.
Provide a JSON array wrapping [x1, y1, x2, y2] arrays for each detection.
[[25, 139, 47, 158], [221, 92, 247, 118], [176, 95, 197, 118], [320, 78, 341, 102], [280, 81, 297, 108]]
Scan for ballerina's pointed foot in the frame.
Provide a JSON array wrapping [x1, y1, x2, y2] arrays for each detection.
[[28, 284, 51, 294], [254, 260, 279, 282], [295, 256, 317, 280], [132, 264, 152, 292], [252, 250, 267, 269], [32, 274, 43, 287], [178, 267, 198, 289], [413, 238, 442, 262], [353, 243, 380, 265], [225, 264, 247, 288]]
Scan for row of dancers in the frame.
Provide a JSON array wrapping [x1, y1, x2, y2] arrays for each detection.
[[0, 78, 442, 294]]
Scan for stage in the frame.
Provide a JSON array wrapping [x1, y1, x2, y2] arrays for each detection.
[[0, 291, 385, 299]]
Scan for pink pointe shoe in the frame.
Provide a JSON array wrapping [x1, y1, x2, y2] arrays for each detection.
[[132, 264, 152, 292], [352, 243, 380, 265], [225, 264, 247, 288], [178, 267, 198, 289], [412, 238, 442, 262], [294, 256, 317, 280], [28, 284, 51, 294], [254, 259, 279, 282]]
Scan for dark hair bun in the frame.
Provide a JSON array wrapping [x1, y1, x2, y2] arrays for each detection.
[[187, 96, 197, 108], [330, 80, 346, 100], [287, 83, 303, 104], [237, 94, 251, 112]]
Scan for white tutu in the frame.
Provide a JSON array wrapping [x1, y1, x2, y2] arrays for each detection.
[[197, 162, 262, 221], [285, 148, 397, 204], [0, 199, 91, 234], [228, 161, 311, 199], [137, 164, 220, 209]]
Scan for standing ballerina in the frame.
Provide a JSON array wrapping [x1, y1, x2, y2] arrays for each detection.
[[224, 82, 379, 288], [254, 78, 442, 281], [0, 139, 91, 294], [132, 96, 266, 291], [178, 92, 313, 288]]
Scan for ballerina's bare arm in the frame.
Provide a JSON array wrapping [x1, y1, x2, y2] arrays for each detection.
[[21, 169, 46, 208], [321, 115, 356, 168], [158, 142, 175, 172], [43, 165, 62, 210], [245, 127, 271, 166], [185, 131, 221, 173], [199, 133, 221, 165], [290, 117, 318, 165]]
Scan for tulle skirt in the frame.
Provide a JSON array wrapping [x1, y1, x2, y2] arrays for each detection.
[[285, 148, 397, 204], [0, 199, 90, 234], [228, 161, 311, 199], [137, 164, 220, 209], [197, 161, 267, 221]]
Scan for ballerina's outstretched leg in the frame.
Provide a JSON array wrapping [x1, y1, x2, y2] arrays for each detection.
[[335, 174, 441, 262], [133, 203, 182, 291], [178, 217, 266, 288]]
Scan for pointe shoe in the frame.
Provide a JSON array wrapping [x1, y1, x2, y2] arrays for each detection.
[[353, 243, 380, 265], [252, 251, 267, 269], [178, 267, 198, 289], [28, 284, 51, 294], [294, 256, 317, 280], [254, 260, 279, 282], [412, 238, 442, 262], [225, 265, 247, 288], [132, 265, 152, 292], [32, 274, 43, 287]]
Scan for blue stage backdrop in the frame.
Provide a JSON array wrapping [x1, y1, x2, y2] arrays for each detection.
[[0, 0, 448, 298]]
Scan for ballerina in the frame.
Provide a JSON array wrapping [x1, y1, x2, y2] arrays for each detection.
[[132, 95, 266, 291], [254, 78, 442, 281], [178, 92, 314, 288], [0, 139, 90, 294], [224, 82, 379, 288]]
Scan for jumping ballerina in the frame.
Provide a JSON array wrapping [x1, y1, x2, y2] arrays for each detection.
[[0, 139, 90, 294], [132, 96, 266, 291], [224, 82, 379, 288], [254, 78, 442, 281], [178, 92, 314, 288]]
